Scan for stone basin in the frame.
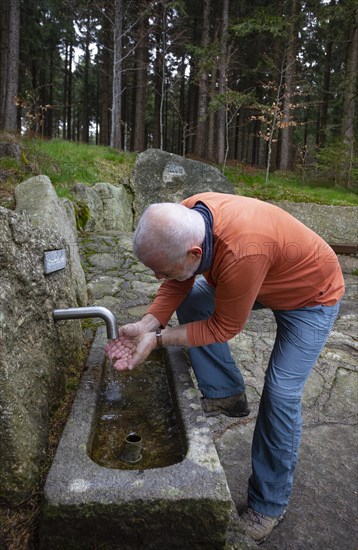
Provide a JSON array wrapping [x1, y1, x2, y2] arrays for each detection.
[[40, 328, 234, 549]]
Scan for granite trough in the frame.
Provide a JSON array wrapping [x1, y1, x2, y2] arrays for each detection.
[[40, 328, 234, 549]]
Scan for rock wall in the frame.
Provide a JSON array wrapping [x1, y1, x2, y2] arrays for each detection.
[[73, 182, 133, 232], [0, 207, 83, 503], [15, 175, 88, 306]]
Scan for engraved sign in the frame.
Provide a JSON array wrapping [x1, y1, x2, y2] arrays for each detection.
[[163, 162, 186, 183], [44, 249, 67, 274]]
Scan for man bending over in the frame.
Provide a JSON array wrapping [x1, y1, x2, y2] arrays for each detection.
[[107, 192, 344, 544]]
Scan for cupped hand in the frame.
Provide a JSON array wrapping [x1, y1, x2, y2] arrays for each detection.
[[106, 329, 156, 371], [106, 334, 138, 371]]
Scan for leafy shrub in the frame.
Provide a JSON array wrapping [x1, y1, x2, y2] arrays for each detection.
[[308, 140, 358, 191]]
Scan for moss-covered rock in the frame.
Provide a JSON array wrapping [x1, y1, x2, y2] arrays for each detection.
[[0, 207, 83, 504]]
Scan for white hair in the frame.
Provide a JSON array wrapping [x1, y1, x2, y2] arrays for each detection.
[[133, 203, 205, 265]]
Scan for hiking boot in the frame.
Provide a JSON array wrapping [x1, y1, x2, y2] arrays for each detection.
[[201, 392, 250, 418], [237, 507, 286, 544]]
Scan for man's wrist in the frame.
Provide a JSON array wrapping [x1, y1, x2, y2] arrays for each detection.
[[141, 313, 161, 333]]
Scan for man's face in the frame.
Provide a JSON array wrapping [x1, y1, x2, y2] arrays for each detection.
[[145, 253, 200, 282]]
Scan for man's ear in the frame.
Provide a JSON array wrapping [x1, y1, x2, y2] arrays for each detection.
[[188, 246, 202, 259]]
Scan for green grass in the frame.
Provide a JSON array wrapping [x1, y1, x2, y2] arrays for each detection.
[[0, 134, 357, 206], [24, 138, 136, 197], [0, 135, 136, 200], [223, 164, 358, 206]]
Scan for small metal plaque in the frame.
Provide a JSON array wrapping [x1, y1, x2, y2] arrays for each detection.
[[44, 249, 67, 274]]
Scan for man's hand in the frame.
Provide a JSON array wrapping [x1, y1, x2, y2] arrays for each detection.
[[106, 333, 138, 370], [128, 331, 157, 369], [106, 322, 156, 371]]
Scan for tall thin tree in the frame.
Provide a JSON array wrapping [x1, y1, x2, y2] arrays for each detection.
[[133, 1, 149, 152], [111, 0, 123, 150], [0, 0, 20, 131], [81, 18, 91, 143], [216, 0, 229, 164], [194, 0, 210, 158], [279, 0, 300, 170], [341, 4, 358, 187]]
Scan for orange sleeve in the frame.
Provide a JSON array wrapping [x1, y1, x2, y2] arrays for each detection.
[[148, 277, 195, 327]]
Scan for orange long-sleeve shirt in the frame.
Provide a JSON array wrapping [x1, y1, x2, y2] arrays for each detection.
[[148, 193, 345, 347]]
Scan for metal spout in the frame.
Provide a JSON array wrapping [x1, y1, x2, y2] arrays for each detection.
[[53, 306, 118, 340]]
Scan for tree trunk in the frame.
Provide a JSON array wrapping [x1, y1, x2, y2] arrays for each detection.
[[98, 2, 111, 145], [81, 22, 91, 143], [207, 66, 217, 161], [152, 4, 163, 149], [30, 60, 37, 134], [341, 5, 358, 188], [186, 57, 197, 155], [46, 48, 54, 138], [0, 0, 20, 131], [99, 60, 110, 145], [63, 39, 68, 138], [235, 109, 244, 160], [110, 0, 123, 150], [319, 35, 333, 147], [194, 0, 210, 158], [67, 43, 73, 140], [279, 0, 299, 170], [178, 54, 186, 155], [153, 79, 162, 149], [216, 0, 229, 165], [341, 6, 358, 147], [133, 1, 149, 152]]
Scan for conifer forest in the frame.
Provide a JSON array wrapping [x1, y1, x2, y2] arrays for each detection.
[[0, 0, 357, 184]]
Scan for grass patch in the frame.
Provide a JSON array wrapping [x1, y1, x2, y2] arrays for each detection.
[[0, 135, 136, 202], [223, 164, 358, 206], [24, 138, 136, 198]]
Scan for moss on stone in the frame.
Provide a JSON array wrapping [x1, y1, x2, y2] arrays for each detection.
[[73, 201, 91, 231], [20, 149, 30, 165]]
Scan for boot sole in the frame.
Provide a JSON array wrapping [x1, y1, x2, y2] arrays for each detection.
[[204, 408, 250, 418]]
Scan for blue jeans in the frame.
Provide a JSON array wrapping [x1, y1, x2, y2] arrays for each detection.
[[176, 276, 341, 516]]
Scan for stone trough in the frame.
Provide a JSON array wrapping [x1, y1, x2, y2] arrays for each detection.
[[40, 328, 234, 549]]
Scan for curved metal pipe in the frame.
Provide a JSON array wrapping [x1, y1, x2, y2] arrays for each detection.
[[53, 306, 118, 340]]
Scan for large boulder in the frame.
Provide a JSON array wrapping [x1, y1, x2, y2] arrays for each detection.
[[129, 149, 235, 222], [0, 207, 83, 503], [14, 175, 87, 306], [72, 182, 133, 232]]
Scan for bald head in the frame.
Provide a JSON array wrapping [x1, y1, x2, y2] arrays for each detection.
[[133, 203, 205, 266]]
